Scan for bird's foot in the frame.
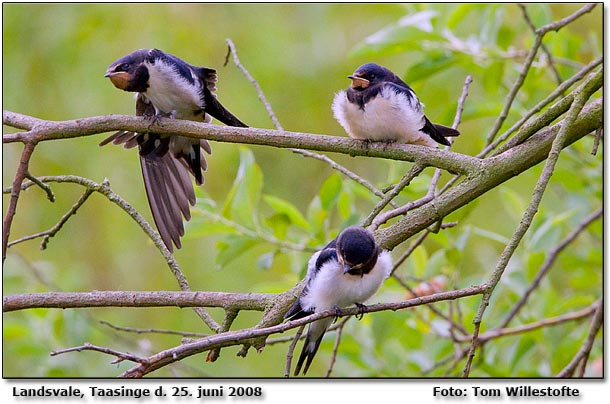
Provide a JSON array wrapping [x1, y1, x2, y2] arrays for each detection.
[[332, 305, 344, 323], [145, 111, 175, 129], [355, 303, 368, 320], [361, 139, 372, 153], [381, 139, 397, 152]]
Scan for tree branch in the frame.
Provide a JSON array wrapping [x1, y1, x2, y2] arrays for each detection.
[[117, 284, 486, 377], [3, 290, 275, 313], [484, 3, 597, 144], [2, 111, 480, 176], [463, 69, 601, 377], [376, 93, 601, 251], [556, 300, 603, 377]]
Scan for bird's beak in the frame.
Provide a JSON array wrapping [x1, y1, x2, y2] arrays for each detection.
[[104, 68, 131, 90], [342, 264, 352, 275], [348, 75, 370, 89]]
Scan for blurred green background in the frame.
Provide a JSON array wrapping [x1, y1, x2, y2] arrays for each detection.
[[2, 3, 602, 377]]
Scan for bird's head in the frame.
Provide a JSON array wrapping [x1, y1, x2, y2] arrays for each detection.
[[348, 63, 392, 90], [336, 226, 380, 277], [105, 49, 150, 92]]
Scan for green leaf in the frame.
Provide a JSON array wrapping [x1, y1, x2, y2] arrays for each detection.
[[185, 220, 240, 238], [447, 4, 478, 30], [264, 213, 290, 239], [319, 173, 343, 210], [410, 246, 429, 278], [500, 187, 527, 221], [350, 10, 444, 58], [222, 147, 263, 229], [526, 251, 545, 280], [405, 52, 457, 83], [306, 195, 326, 238], [529, 210, 577, 251], [337, 189, 353, 221], [215, 236, 259, 269], [472, 226, 510, 244], [263, 194, 310, 231]]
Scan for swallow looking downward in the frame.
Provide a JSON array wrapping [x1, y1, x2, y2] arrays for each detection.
[[332, 63, 459, 147], [101, 49, 247, 251], [284, 226, 392, 376]]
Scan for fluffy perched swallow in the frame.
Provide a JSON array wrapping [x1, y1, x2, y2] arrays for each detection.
[[332, 63, 459, 147], [284, 226, 392, 376], [100, 48, 247, 251]]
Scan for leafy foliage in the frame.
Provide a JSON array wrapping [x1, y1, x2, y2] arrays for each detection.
[[2, 3, 602, 377]]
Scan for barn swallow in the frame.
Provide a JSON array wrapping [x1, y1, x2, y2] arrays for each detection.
[[284, 226, 392, 376], [332, 63, 459, 147], [100, 48, 247, 251]]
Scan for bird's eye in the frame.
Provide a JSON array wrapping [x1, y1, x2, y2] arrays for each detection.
[[118, 62, 130, 71]]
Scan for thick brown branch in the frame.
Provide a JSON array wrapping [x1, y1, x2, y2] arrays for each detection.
[[3, 290, 275, 312], [2, 111, 480, 175], [119, 284, 486, 377], [376, 96, 602, 250]]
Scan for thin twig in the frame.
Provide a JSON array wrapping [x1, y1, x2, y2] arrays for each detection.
[[392, 273, 469, 336], [292, 149, 398, 207], [556, 300, 603, 377], [3, 141, 37, 262], [115, 284, 486, 377], [225, 38, 283, 131], [591, 127, 602, 156], [452, 75, 473, 130], [100, 320, 209, 338], [24, 171, 55, 201], [9, 186, 95, 250], [371, 166, 442, 229], [498, 207, 602, 328], [285, 325, 305, 378], [518, 4, 563, 85], [461, 300, 600, 343], [485, 3, 596, 145], [224, 38, 398, 204], [362, 163, 425, 228], [325, 317, 349, 377], [4, 174, 220, 331], [50, 342, 148, 365], [480, 57, 602, 157], [463, 69, 602, 377]]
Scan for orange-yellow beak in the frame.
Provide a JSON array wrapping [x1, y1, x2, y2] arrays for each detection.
[[105, 68, 131, 90], [348, 75, 370, 89]]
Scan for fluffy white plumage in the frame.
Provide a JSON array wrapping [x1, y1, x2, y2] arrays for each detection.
[[300, 249, 393, 313], [332, 86, 437, 147], [142, 59, 207, 121]]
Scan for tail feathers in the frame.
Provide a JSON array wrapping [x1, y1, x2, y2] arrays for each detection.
[[421, 116, 460, 146], [140, 153, 188, 251], [294, 332, 325, 376], [294, 318, 333, 376], [204, 90, 248, 128], [433, 123, 460, 137], [175, 144, 205, 185]]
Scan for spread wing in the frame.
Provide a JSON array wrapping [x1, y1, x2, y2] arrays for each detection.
[[99, 94, 207, 251]]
